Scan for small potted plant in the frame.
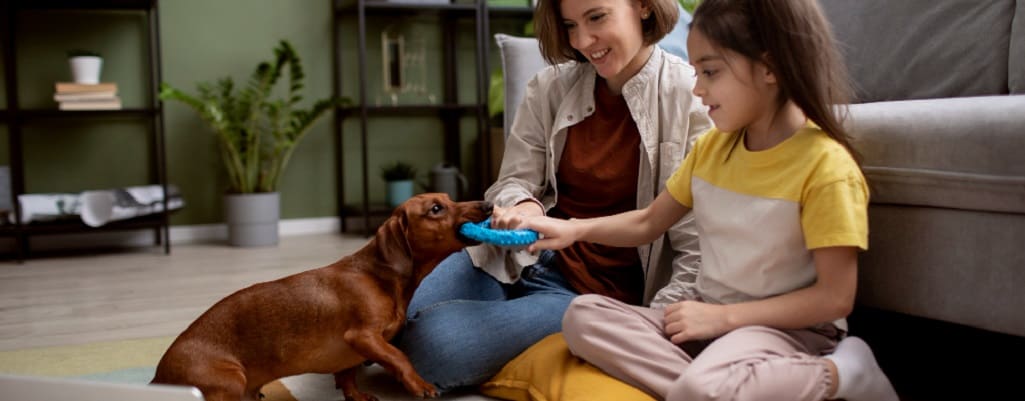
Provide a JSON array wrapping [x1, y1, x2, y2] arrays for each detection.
[[67, 49, 103, 84], [381, 161, 417, 208]]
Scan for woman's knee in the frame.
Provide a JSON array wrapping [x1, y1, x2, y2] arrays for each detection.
[[398, 306, 534, 391], [408, 251, 501, 314], [396, 311, 481, 385]]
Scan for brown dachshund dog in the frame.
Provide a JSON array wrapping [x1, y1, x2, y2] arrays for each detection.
[[152, 193, 492, 401]]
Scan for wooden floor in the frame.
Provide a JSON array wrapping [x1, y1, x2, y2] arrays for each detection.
[[0, 233, 368, 352], [2, 234, 1019, 400]]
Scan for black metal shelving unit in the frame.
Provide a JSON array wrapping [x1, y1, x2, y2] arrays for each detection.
[[0, 0, 170, 261], [333, 0, 488, 234], [332, 0, 533, 234]]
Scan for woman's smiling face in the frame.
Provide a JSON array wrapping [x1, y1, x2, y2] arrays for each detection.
[[560, 0, 651, 93]]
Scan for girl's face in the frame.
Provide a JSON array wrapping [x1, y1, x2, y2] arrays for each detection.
[[560, 0, 652, 93], [686, 29, 778, 134]]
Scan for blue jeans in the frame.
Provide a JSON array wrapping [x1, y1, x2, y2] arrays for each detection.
[[395, 249, 577, 392]]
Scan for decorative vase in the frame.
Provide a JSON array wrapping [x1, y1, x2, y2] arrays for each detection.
[[224, 192, 279, 247], [69, 56, 103, 84], [386, 180, 414, 208], [428, 162, 468, 201]]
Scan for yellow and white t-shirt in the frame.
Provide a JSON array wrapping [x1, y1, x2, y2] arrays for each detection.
[[666, 122, 869, 317]]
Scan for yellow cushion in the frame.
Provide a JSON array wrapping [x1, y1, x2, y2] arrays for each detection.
[[480, 333, 656, 401]]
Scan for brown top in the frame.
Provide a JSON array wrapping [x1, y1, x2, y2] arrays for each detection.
[[548, 79, 644, 305]]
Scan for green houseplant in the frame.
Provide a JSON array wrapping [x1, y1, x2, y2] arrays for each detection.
[[680, 0, 699, 13], [380, 161, 417, 208], [160, 40, 346, 246], [160, 40, 343, 194]]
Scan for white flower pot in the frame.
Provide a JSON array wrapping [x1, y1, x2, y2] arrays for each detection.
[[69, 56, 103, 84]]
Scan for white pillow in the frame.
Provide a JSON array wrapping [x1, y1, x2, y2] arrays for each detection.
[[494, 34, 549, 136]]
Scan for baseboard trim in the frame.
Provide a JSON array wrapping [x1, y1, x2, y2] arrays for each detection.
[[0, 217, 342, 253], [172, 216, 341, 244]]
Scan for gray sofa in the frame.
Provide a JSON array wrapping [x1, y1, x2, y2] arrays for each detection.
[[498, 0, 1025, 339], [822, 0, 1025, 338]]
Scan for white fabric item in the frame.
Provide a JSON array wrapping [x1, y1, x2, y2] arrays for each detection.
[[80, 186, 184, 227], [15, 193, 82, 224], [16, 185, 183, 226]]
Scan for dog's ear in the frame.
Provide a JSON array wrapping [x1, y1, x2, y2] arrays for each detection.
[[375, 204, 413, 264], [398, 205, 411, 238], [388, 201, 412, 237]]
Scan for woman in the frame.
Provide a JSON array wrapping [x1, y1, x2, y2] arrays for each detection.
[[394, 0, 711, 392]]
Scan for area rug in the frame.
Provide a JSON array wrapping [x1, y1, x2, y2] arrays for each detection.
[[0, 336, 490, 401]]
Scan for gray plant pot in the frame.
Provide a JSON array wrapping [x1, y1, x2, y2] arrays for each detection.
[[224, 192, 279, 247]]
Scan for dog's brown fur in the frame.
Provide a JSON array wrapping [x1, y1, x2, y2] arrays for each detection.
[[151, 193, 491, 401]]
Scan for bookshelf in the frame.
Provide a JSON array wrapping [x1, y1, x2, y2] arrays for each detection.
[[0, 0, 169, 261], [333, 0, 533, 233]]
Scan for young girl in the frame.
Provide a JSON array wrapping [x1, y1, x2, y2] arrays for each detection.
[[521, 0, 898, 400]]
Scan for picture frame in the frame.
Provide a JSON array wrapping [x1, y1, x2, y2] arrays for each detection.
[[381, 31, 405, 92]]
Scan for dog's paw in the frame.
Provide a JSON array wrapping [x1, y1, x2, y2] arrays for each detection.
[[401, 375, 438, 399], [342, 391, 379, 401], [415, 387, 439, 399]]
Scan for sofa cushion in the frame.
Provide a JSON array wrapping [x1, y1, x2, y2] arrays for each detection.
[[495, 34, 550, 136], [1011, 0, 1025, 94], [845, 95, 1025, 214], [820, 0, 1016, 102], [480, 333, 655, 401]]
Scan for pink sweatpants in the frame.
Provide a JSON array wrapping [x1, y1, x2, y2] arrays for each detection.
[[562, 294, 842, 401]]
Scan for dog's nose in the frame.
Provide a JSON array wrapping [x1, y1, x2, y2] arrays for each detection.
[[481, 202, 494, 215]]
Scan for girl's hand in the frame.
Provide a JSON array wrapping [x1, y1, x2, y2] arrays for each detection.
[[520, 216, 581, 252], [491, 201, 544, 230], [663, 301, 732, 343]]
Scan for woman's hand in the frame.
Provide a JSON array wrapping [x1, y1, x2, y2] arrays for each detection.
[[663, 300, 733, 343], [491, 201, 544, 230]]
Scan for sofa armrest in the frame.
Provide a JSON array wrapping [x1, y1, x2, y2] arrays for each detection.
[[846, 95, 1025, 214]]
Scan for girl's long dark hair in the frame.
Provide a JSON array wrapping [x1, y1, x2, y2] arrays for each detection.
[[691, 0, 862, 168]]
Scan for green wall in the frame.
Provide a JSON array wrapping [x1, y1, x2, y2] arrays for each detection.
[[2, 0, 523, 226], [162, 0, 337, 225]]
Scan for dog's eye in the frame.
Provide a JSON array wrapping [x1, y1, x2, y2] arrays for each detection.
[[430, 203, 444, 214]]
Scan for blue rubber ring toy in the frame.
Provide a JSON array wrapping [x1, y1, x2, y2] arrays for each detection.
[[460, 217, 539, 247]]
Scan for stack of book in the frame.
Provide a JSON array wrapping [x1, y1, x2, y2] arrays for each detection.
[[53, 82, 122, 110]]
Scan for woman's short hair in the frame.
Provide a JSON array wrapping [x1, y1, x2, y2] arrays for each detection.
[[535, 0, 679, 65]]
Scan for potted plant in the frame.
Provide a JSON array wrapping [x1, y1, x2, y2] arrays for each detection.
[[160, 40, 346, 247], [68, 49, 102, 84], [381, 161, 417, 208], [680, 0, 699, 13]]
